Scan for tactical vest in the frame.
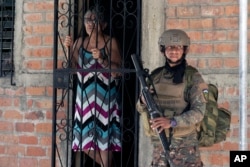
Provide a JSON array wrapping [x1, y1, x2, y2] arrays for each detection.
[[150, 68, 197, 137]]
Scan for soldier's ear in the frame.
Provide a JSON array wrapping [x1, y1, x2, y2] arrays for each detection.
[[160, 45, 165, 53], [184, 46, 189, 54]]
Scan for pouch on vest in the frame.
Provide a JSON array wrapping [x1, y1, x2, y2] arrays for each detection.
[[136, 100, 157, 137], [214, 107, 231, 143], [141, 111, 157, 137]]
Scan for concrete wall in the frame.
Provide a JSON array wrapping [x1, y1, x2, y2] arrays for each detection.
[[139, 0, 165, 166]]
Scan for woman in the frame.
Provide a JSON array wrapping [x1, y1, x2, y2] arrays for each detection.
[[64, 8, 121, 167], [136, 29, 208, 167]]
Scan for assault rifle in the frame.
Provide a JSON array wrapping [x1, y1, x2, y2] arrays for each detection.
[[131, 54, 173, 167]]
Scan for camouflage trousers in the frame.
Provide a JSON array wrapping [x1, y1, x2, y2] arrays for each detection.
[[150, 133, 203, 167]]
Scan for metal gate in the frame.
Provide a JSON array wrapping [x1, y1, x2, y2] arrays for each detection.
[[52, 0, 141, 167]]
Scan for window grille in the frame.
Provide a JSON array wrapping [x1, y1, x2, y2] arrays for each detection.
[[0, 0, 15, 80]]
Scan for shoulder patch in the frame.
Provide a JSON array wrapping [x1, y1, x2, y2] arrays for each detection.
[[200, 82, 209, 102], [203, 89, 209, 101]]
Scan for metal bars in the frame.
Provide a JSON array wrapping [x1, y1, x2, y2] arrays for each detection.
[[52, 0, 141, 166]]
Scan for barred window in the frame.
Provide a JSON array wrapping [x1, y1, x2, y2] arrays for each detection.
[[0, 0, 15, 77]]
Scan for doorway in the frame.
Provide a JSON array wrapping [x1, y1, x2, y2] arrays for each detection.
[[52, 0, 141, 166]]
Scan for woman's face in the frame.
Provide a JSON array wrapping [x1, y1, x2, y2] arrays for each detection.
[[84, 13, 103, 35], [164, 45, 184, 65]]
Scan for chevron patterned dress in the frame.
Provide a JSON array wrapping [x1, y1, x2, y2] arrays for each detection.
[[72, 47, 121, 152]]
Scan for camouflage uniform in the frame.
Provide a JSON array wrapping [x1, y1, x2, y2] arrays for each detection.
[[151, 134, 203, 167], [136, 66, 208, 167]]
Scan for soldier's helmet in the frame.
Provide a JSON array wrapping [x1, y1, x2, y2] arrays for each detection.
[[158, 29, 190, 47]]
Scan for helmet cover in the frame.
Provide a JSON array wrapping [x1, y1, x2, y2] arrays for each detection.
[[158, 29, 190, 46]]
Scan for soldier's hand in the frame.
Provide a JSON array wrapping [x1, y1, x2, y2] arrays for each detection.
[[150, 117, 171, 133]]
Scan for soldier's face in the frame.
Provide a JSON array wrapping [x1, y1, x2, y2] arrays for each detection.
[[165, 45, 184, 66]]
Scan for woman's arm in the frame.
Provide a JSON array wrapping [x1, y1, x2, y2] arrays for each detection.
[[64, 36, 82, 69], [109, 37, 121, 68], [109, 37, 122, 78]]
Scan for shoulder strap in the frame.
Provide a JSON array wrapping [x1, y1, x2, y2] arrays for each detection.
[[184, 65, 198, 102], [148, 66, 165, 85], [150, 66, 165, 77], [147, 66, 165, 98], [104, 37, 111, 46]]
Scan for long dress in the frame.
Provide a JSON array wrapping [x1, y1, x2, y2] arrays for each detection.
[[72, 46, 121, 152]]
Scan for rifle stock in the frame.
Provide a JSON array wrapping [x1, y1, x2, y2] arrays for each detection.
[[131, 54, 173, 167]]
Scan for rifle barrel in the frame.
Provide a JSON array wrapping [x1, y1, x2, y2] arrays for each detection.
[[131, 54, 174, 167]]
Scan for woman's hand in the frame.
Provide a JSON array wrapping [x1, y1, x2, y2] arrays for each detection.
[[150, 117, 171, 133], [64, 36, 73, 48], [91, 48, 102, 59]]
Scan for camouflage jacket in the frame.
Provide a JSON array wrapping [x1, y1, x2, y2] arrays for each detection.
[[136, 65, 208, 137]]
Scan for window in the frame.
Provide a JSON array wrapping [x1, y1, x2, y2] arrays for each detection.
[[0, 0, 15, 77]]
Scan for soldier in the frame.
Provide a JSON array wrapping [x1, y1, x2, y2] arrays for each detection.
[[136, 29, 208, 167]]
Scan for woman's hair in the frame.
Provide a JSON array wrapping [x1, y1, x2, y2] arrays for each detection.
[[84, 7, 106, 24], [83, 6, 111, 36]]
